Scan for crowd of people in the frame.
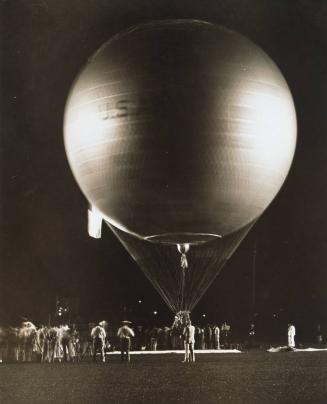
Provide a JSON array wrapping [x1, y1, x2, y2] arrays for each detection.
[[0, 316, 317, 364], [0, 318, 231, 363]]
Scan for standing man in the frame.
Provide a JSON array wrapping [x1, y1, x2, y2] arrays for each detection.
[[150, 327, 158, 351], [213, 324, 220, 350], [46, 326, 58, 363], [182, 320, 195, 363], [36, 325, 48, 362], [221, 322, 231, 349], [60, 325, 72, 362], [248, 323, 256, 348], [204, 324, 212, 349], [91, 322, 106, 362], [117, 321, 134, 362], [287, 323, 296, 348], [18, 321, 37, 362], [317, 324, 323, 345]]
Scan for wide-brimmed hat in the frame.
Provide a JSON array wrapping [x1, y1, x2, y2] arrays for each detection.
[[122, 320, 132, 324]]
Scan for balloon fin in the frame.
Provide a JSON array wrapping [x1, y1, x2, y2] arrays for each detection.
[[88, 206, 103, 239]]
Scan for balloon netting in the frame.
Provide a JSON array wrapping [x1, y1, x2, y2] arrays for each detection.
[[108, 222, 253, 313]]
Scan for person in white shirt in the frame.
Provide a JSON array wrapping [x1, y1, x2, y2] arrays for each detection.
[[213, 325, 220, 350], [182, 320, 195, 363], [287, 323, 296, 348], [91, 323, 106, 362], [117, 321, 135, 362]]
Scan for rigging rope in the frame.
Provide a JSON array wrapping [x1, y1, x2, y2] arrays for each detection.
[[107, 221, 254, 313]]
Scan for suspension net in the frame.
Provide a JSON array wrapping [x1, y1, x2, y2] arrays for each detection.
[[107, 222, 254, 313]]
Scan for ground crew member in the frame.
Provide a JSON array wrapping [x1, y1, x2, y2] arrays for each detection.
[[117, 321, 134, 362]]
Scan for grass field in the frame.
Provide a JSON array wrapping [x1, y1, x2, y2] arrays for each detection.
[[1, 351, 327, 403]]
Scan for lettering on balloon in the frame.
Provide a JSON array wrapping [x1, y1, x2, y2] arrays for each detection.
[[98, 99, 150, 120]]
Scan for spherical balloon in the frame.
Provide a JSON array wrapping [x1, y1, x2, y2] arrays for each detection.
[[64, 20, 296, 243]]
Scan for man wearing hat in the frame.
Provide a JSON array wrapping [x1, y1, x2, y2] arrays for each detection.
[[117, 321, 135, 362], [91, 322, 107, 362]]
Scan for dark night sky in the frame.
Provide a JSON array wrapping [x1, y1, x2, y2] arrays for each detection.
[[1, 0, 327, 334]]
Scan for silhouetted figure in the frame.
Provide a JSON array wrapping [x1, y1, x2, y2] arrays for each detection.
[[117, 321, 134, 362], [221, 322, 231, 349], [317, 324, 323, 345], [91, 323, 106, 362], [248, 323, 256, 348], [213, 325, 220, 349], [204, 324, 212, 349]]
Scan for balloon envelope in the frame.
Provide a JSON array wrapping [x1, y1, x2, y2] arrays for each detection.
[[64, 20, 296, 244]]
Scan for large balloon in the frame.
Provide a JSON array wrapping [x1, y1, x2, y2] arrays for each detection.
[[64, 20, 296, 313], [64, 20, 296, 244]]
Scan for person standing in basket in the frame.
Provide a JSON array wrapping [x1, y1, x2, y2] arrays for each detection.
[[117, 321, 135, 362]]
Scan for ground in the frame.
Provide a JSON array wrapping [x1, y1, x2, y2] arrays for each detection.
[[1, 352, 327, 403]]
